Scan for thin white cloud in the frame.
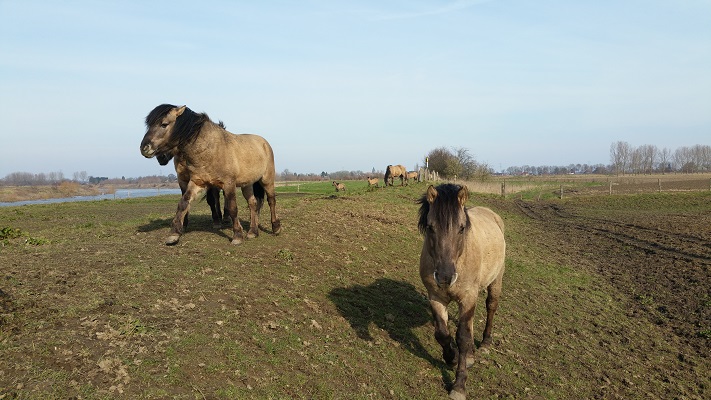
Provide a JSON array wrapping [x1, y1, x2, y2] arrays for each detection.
[[369, 0, 495, 21]]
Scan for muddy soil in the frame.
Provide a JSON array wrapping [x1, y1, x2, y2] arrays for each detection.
[[505, 197, 710, 357]]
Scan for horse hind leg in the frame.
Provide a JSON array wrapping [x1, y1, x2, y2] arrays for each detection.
[[260, 180, 281, 235], [224, 187, 245, 245], [241, 185, 260, 239], [482, 271, 504, 347], [206, 187, 222, 229]]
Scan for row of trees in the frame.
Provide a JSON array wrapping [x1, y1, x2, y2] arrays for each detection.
[[425, 143, 710, 179], [0, 171, 174, 186], [5, 143, 708, 185], [1, 171, 71, 186], [503, 164, 609, 176], [278, 169, 384, 182], [501, 143, 711, 177], [609, 143, 711, 175]]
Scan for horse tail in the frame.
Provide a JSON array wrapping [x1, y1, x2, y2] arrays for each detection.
[[253, 182, 265, 213]]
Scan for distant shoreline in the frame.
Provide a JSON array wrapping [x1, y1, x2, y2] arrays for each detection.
[[0, 183, 180, 203]]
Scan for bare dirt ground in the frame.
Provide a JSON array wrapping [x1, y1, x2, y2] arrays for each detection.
[[509, 196, 710, 356]]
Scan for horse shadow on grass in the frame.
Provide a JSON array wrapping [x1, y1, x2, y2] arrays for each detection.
[[136, 215, 256, 241], [328, 278, 454, 385]]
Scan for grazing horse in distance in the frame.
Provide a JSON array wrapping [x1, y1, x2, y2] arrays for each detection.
[[384, 164, 408, 186], [407, 171, 418, 182], [418, 184, 506, 400], [366, 176, 379, 187], [332, 181, 346, 192], [140, 104, 281, 245]]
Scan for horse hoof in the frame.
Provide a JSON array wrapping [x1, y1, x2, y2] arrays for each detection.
[[272, 221, 282, 235], [212, 223, 222, 229], [247, 231, 258, 239], [231, 238, 243, 245], [166, 234, 181, 246], [448, 389, 466, 400]]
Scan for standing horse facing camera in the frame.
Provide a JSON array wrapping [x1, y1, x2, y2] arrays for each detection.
[[418, 184, 506, 400], [140, 104, 281, 245]]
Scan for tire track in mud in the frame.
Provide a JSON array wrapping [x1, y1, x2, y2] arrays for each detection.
[[514, 200, 711, 265], [512, 199, 710, 356]]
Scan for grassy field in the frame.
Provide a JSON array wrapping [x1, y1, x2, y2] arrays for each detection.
[[0, 180, 709, 399]]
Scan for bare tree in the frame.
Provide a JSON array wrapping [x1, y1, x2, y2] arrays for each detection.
[[658, 147, 672, 173], [638, 144, 658, 175], [610, 141, 631, 176]]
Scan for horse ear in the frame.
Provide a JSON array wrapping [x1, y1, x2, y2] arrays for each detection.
[[175, 105, 186, 116], [426, 185, 438, 204], [457, 185, 469, 207]]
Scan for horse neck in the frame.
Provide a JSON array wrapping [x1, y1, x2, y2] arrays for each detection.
[[179, 124, 224, 159]]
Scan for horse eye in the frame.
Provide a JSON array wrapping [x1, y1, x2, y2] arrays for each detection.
[[458, 225, 466, 234], [427, 225, 435, 233], [160, 123, 169, 128]]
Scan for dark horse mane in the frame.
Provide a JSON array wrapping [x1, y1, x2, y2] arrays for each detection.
[[147, 105, 226, 165], [145, 104, 215, 150], [417, 183, 471, 234]]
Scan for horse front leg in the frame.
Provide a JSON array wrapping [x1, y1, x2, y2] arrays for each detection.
[[224, 186, 244, 245], [240, 185, 259, 239], [167, 182, 200, 245], [178, 176, 190, 229], [449, 299, 478, 400], [430, 299, 457, 367]]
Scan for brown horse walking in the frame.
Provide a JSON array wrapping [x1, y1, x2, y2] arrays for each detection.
[[418, 184, 506, 400], [156, 144, 229, 229], [384, 164, 408, 186], [366, 176, 379, 187], [140, 104, 281, 245]]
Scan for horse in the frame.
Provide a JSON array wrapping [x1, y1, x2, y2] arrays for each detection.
[[366, 176, 379, 187], [140, 104, 281, 245], [384, 164, 408, 186], [332, 181, 346, 192], [407, 171, 419, 182], [154, 128, 229, 229], [417, 183, 506, 400]]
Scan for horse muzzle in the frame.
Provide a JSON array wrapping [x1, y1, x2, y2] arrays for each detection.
[[433, 271, 458, 288], [141, 144, 156, 158]]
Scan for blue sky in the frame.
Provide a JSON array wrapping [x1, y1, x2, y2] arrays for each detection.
[[1, 0, 709, 178]]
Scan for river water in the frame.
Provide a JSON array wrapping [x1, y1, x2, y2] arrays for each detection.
[[0, 188, 183, 207]]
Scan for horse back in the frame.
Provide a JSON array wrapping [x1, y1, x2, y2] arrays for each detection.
[[220, 132, 276, 183]]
